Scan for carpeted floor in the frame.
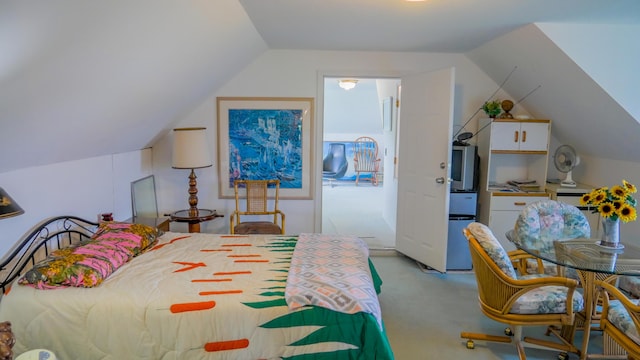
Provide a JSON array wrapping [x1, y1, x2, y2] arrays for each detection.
[[322, 180, 395, 249], [371, 253, 604, 359]]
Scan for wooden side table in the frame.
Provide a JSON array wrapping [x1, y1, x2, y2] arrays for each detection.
[[169, 209, 223, 233]]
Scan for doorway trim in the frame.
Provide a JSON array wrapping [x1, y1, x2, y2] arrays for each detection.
[[314, 70, 404, 234]]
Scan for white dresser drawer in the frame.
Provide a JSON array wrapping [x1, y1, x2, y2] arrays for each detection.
[[490, 193, 549, 211]]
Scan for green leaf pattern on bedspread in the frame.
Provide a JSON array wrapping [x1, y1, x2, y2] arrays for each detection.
[[242, 236, 394, 360]]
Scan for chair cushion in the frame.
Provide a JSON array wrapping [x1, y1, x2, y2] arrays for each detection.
[[514, 200, 590, 252], [607, 299, 640, 345], [619, 276, 640, 298], [234, 221, 282, 234], [509, 281, 585, 314], [468, 222, 518, 279]]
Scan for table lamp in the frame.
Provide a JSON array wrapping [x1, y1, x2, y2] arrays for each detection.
[[172, 127, 212, 217], [0, 187, 24, 219]]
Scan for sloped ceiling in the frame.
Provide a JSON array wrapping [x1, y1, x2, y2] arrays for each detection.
[[1, 0, 639, 174], [467, 24, 640, 162], [0, 0, 267, 173]]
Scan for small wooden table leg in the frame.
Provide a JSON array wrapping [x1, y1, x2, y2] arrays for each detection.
[[188, 222, 200, 233]]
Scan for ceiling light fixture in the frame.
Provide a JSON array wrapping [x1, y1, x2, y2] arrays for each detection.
[[338, 79, 358, 91]]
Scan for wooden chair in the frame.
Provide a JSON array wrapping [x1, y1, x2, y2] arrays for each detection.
[[353, 136, 381, 186], [596, 280, 640, 359], [461, 222, 582, 360], [230, 179, 285, 235]]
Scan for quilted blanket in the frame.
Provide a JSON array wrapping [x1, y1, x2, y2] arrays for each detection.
[[285, 233, 382, 328], [0, 232, 393, 360]]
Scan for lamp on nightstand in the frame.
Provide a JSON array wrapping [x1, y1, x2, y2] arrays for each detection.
[[172, 127, 212, 217], [0, 187, 24, 219]]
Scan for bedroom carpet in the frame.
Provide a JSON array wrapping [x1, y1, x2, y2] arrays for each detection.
[[322, 181, 395, 249], [370, 253, 604, 360]]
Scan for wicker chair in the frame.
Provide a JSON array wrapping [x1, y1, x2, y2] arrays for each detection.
[[596, 280, 640, 359], [461, 222, 582, 359], [353, 136, 381, 186], [230, 179, 285, 235]]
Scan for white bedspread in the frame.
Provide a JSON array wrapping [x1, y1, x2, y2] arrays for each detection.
[[0, 232, 392, 359]]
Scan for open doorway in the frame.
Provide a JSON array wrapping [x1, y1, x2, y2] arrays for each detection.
[[321, 77, 399, 249]]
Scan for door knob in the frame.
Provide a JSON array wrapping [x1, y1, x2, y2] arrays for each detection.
[[436, 177, 445, 184]]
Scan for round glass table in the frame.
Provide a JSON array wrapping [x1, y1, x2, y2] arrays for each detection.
[[507, 229, 640, 359]]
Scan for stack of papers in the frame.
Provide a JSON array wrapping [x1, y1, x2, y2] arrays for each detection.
[[507, 179, 541, 192]]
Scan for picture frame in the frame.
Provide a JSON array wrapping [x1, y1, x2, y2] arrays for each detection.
[[216, 97, 314, 199]]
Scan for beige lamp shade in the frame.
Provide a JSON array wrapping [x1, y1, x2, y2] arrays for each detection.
[[0, 187, 24, 219], [172, 127, 213, 169]]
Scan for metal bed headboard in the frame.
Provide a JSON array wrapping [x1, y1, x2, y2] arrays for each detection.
[[0, 216, 98, 293]]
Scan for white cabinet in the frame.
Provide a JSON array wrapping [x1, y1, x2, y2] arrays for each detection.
[[488, 194, 550, 251], [477, 118, 552, 250], [478, 118, 551, 190], [490, 121, 550, 152]]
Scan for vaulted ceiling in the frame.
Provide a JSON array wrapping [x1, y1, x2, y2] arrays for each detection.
[[1, 0, 639, 174]]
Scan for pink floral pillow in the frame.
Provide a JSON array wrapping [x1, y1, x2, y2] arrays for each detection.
[[92, 222, 160, 254], [19, 222, 160, 289]]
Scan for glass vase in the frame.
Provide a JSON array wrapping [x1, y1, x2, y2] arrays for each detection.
[[600, 218, 621, 248]]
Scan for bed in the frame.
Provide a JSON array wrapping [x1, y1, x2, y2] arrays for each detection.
[[0, 216, 393, 359]]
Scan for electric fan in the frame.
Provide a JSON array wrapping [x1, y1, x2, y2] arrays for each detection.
[[553, 145, 580, 187]]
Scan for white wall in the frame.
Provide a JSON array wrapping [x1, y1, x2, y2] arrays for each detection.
[[152, 49, 508, 234], [572, 155, 640, 240], [0, 149, 152, 257], [375, 80, 400, 231], [538, 24, 640, 123]]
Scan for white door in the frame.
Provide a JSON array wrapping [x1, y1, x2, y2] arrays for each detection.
[[395, 67, 455, 272]]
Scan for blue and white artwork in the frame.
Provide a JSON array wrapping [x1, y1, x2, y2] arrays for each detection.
[[228, 109, 303, 189]]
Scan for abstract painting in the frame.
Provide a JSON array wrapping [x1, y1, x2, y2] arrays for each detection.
[[217, 97, 314, 199]]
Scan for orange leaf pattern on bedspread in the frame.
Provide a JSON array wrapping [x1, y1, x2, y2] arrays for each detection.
[[160, 235, 289, 357]]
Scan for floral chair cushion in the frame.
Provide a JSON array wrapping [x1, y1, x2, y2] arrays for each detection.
[[618, 276, 640, 298], [607, 299, 640, 345], [514, 200, 591, 252], [514, 274, 585, 314], [467, 222, 518, 279]]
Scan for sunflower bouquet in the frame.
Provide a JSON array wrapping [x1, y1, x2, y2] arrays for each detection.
[[580, 180, 637, 223]]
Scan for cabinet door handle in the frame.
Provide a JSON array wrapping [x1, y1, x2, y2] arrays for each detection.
[[522, 130, 527, 143], [514, 202, 526, 206], [514, 131, 519, 143]]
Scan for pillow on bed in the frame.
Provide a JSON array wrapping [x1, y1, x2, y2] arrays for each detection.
[[92, 222, 160, 255], [19, 222, 160, 289]]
